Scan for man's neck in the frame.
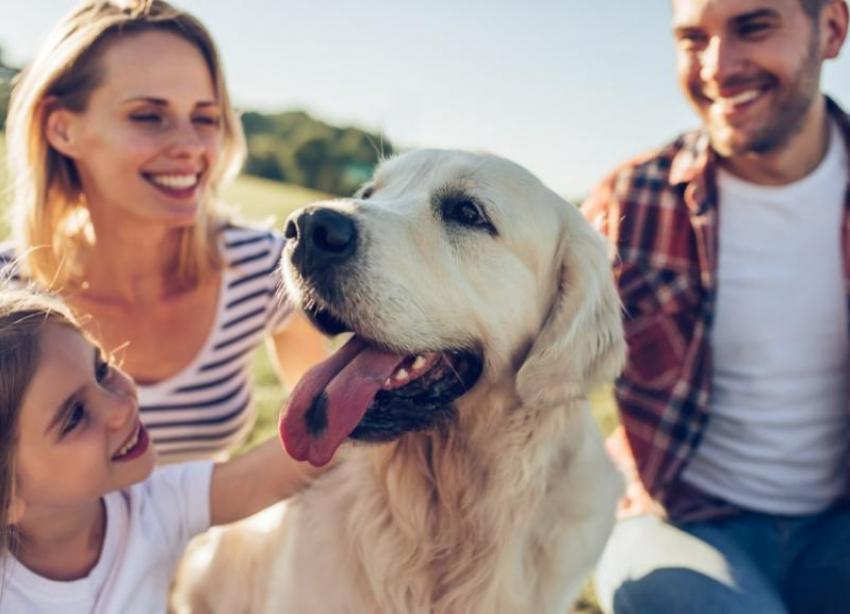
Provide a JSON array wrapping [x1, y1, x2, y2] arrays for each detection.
[[719, 95, 832, 186]]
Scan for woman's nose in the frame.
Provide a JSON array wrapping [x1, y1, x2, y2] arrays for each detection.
[[168, 120, 206, 158]]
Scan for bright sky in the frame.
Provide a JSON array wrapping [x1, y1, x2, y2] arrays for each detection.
[[3, 0, 850, 198]]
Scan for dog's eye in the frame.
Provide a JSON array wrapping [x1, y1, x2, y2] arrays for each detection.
[[442, 195, 494, 232], [455, 201, 482, 225], [357, 184, 375, 200]]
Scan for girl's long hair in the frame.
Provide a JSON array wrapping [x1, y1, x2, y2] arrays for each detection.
[[0, 283, 79, 577]]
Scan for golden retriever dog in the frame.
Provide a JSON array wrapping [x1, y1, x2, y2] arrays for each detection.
[[174, 149, 625, 614]]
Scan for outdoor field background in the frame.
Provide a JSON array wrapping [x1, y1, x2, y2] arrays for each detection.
[[0, 138, 615, 613]]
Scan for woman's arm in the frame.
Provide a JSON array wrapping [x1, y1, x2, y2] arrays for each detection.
[[208, 306, 330, 525], [267, 310, 330, 391], [209, 436, 325, 526]]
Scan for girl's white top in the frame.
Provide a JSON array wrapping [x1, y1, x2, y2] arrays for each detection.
[[1, 460, 213, 614]]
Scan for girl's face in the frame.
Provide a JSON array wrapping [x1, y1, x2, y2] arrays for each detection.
[[47, 29, 223, 230], [13, 322, 154, 517]]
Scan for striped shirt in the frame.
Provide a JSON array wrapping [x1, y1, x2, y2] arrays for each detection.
[[581, 97, 850, 523], [0, 224, 292, 462]]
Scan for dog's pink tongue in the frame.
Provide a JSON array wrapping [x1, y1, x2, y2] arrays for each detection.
[[280, 335, 405, 466]]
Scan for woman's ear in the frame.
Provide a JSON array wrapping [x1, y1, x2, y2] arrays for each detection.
[[44, 104, 81, 159], [7, 495, 25, 526]]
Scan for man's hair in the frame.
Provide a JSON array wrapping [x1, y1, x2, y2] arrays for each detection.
[[800, 0, 830, 19]]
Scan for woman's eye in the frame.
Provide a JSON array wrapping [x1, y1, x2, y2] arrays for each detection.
[[96, 356, 112, 384], [61, 402, 87, 436], [193, 115, 221, 127], [131, 113, 164, 125]]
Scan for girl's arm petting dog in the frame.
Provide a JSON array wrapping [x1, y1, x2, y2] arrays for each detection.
[[210, 436, 324, 526]]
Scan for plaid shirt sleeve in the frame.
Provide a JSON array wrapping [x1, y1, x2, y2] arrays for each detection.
[[585, 101, 850, 522], [582, 144, 736, 521]]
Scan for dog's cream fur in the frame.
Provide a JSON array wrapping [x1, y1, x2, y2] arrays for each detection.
[[174, 150, 625, 614]]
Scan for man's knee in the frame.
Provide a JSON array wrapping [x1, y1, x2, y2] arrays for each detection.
[[594, 515, 787, 614], [608, 567, 787, 614]]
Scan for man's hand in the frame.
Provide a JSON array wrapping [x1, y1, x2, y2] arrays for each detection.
[[606, 425, 665, 518]]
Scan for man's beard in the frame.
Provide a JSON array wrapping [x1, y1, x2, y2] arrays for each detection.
[[707, 34, 822, 158]]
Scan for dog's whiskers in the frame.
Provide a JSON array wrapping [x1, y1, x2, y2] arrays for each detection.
[[442, 352, 471, 392]]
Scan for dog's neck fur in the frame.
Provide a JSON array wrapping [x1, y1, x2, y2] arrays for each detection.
[[346, 379, 588, 614]]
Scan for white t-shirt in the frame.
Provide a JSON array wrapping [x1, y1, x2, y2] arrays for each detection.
[[682, 120, 850, 514], [0, 461, 214, 614]]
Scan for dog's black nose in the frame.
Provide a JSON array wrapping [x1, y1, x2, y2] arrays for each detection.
[[285, 207, 358, 270]]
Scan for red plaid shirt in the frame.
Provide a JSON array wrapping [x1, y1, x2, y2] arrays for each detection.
[[582, 97, 850, 523]]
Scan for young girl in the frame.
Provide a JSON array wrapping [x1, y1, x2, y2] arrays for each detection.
[[0, 287, 321, 613]]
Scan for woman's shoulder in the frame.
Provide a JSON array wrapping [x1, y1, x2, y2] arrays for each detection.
[[218, 223, 287, 294], [0, 241, 18, 263], [219, 222, 285, 263]]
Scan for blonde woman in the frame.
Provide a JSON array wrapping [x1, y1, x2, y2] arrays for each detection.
[[2, 0, 327, 462]]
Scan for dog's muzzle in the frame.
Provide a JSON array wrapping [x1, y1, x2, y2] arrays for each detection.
[[285, 206, 358, 276]]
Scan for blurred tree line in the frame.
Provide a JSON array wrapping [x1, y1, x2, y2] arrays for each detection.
[[242, 110, 392, 196], [0, 48, 15, 131], [0, 47, 391, 196]]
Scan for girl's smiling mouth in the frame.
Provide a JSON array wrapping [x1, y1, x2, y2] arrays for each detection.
[[112, 422, 151, 462]]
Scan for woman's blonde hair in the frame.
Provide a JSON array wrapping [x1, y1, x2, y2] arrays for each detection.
[[5, 0, 246, 290], [0, 283, 80, 567]]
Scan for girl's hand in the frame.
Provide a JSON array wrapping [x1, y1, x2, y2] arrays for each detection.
[[209, 435, 327, 526]]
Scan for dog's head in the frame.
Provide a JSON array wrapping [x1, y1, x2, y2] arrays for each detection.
[[279, 149, 624, 466]]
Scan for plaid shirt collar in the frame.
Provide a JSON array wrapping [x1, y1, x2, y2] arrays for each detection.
[[669, 95, 850, 204], [654, 96, 850, 521], [662, 96, 850, 294]]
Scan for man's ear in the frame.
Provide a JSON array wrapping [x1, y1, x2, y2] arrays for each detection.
[[44, 103, 82, 159], [821, 0, 849, 59]]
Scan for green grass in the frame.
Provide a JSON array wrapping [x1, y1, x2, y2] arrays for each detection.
[[224, 173, 330, 226], [0, 137, 613, 614], [222, 176, 333, 451]]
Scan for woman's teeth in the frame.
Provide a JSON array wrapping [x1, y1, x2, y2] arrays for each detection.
[[114, 425, 140, 459], [148, 173, 199, 190]]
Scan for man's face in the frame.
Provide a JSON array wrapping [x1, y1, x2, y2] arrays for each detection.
[[672, 0, 825, 158]]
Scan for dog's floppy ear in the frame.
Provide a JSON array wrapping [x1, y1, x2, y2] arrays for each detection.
[[516, 216, 625, 408]]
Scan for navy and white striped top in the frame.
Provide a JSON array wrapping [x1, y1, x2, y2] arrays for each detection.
[[0, 224, 292, 462]]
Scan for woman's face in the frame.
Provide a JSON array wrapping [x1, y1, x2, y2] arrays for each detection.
[[49, 29, 224, 230]]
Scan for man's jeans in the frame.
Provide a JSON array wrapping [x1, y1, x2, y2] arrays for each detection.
[[594, 507, 850, 614]]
